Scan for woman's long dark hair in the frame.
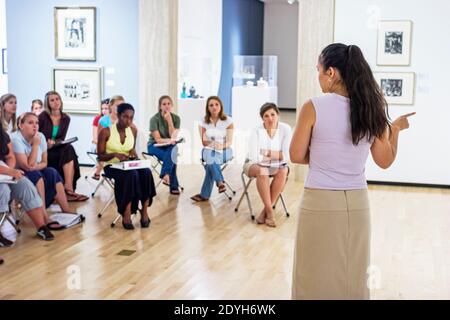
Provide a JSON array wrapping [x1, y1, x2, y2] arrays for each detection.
[[319, 43, 390, 145]]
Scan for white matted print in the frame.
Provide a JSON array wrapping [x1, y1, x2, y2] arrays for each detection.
[[374, 72, 415, 105], [377, 20, 412, 66], [54, 7, 96, 61], [53, 67, 102, 114]]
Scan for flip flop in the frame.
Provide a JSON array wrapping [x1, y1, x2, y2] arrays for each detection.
[[190, 194, 208, 202], [218, 184, 226, 193], [46, 221, 66, 231], [65, 190, 89, 202], [92, 173, 101, 181], [170, 189, 181, 195]]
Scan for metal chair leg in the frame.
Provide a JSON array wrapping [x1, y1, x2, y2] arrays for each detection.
[[110, 214, 121, 228], [280, 194, 289, 217]]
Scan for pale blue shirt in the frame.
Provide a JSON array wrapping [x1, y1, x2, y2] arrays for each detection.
[[11, 131, 47, 164]]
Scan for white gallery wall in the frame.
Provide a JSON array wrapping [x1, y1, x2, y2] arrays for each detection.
[[335, 0, 450, 185], [178, 0, 222, 98], [0, 0, 7, 94], [263, 1, 298, 110]]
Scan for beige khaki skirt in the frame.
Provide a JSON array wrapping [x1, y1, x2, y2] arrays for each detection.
[[292, 188, 371, 300]]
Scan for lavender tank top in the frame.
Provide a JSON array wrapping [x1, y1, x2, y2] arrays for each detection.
[[305, 93, 372, 190]]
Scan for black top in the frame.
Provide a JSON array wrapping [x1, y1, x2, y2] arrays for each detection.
[[0, 130, 11, 161]]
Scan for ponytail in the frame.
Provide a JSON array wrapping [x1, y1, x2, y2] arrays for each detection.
[[320, 43, 390, 145]]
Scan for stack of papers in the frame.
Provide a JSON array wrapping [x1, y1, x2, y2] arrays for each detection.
[[49, 213, 85, 229], [0, 174, 15, 184]]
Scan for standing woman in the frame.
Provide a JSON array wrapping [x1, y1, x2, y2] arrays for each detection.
[[290, 43, 415, 300], [0, 93, 17, 134], [147, 95, 181, 194], [97, 103, 156, 230], [38, 91, 88, 201], [190, 96, 234, 202]]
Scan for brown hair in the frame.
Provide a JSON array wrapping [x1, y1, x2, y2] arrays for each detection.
[[259, 102, 280, 118], [0, 93, 17, 132], [44, 91, 64, 114], [204, 96, 227, 124], [158, 95, 173, 111], [31, 99, 43, 111]]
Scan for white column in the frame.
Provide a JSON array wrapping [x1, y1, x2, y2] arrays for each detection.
[[138, 0, 178, 134], [293, 0, 335, 182]]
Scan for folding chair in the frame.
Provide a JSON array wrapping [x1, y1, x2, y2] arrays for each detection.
[[85, 151, 110, 197], [0, 181, 21, 235], [201, 157, 237, 201], [141, 152, 184, 191], [234, 166, 290, 220], [96, 173, 122, 228]]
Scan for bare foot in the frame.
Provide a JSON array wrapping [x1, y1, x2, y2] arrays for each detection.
[[265, 211, 276, 228], [256, 209, 266, 224]]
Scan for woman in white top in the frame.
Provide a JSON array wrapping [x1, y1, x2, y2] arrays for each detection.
[[191, 96, 234, 202], [0, 93, 18, 134], [244, 103, 292, 227]]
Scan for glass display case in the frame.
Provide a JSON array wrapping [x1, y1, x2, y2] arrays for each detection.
[[232, 55, 277, 87]]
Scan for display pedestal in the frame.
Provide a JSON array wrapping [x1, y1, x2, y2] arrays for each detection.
[[232, 86, 277, 131]]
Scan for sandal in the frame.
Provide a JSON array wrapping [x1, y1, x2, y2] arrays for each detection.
[[170, 189, 181, 195], [0, 234, 14, 247], [190, 194, 208, 202], [217, 183, 226, 193], [92, 173, 101, 181], [46, 221, 65, 231], [65, 189, 89, 202]]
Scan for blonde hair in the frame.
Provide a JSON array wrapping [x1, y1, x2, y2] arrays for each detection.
[[109, 95, 125, 113], [0, 93, 17, 132], [44, 91, 64, 114]]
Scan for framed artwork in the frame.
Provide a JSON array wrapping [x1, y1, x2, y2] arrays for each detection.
[[52, 67, 103, 114], [1, 48, 7, 74], [374, 72, 415, 105], [54, 7, 96, 61], [377, 20, 412, 66]]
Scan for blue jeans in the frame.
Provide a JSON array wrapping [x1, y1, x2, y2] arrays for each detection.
[[147, 143, 179, 190], [200, 148, 233, 199]]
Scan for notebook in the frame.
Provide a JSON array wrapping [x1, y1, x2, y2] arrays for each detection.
[[154, 137, 185, 147], [49, 213, 85, 229], [0, 174, 15, 184], [53, 137, 78, 148], [110, 159, 152, 170], [258, 161, 287, 168]]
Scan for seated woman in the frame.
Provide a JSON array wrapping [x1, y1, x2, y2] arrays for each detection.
[[31, 99, 44, 116], [147, 95, 181, 194], [190, 96, 234, 202], [0, 116, 63, 242], [97, 95, 125, 132], [244, 103, 292, 227], [97, 103, 156, 230], [38, 91, 87, 201], [0, 93, 18, 134], [90, 98, 110, 180], [11, 112, 76, 219]]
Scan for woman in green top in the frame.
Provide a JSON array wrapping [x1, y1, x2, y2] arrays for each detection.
[[147, 95, 181, 195]]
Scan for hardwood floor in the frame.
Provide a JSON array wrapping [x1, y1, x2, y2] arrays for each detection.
[[0, 164, 449, 299]]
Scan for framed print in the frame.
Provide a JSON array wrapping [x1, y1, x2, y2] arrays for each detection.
[[53, 67, 103, 114], [54, 7, 96, 61], [1, 48, 7, 74], [374, 72, 415, 105], [377, 20, 412, 66]]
